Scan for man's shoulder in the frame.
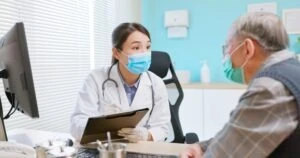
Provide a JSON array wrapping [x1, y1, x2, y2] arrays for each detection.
[[247, 77, 287, 96]]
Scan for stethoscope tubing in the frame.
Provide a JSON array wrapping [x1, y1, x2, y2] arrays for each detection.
[[102, 64, 155, 128]]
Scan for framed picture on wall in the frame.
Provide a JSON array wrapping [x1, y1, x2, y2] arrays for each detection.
[[282, 9, 300, 34]]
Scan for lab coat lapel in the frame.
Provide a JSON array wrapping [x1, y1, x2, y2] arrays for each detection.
[[131, 72, 153, 109], [109, 64, 130, 107]]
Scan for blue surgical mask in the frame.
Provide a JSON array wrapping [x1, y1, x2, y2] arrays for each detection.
[[121, 51, 152, 75]]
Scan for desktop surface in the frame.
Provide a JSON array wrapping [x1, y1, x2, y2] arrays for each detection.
[[6, 129, 187, 158], [76, 147, 179, 158], [76, 141, 187, 158]]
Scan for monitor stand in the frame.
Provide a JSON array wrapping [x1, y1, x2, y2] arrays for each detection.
[[0, 97, 8, 141]]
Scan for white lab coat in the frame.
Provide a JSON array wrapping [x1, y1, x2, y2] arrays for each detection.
[[70, 64, 170, 141]]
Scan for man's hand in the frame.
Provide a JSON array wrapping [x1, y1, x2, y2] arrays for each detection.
[[118, 127, 150, 143], [180, 144, 203, 158]]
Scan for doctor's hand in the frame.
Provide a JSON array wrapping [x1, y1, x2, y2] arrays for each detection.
[[117, 127, 151, 143], [180, 144, 203, 158]]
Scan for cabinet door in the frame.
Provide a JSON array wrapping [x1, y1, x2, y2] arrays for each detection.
[[203, 89, 245, 140], [179, 89, 204, 140]]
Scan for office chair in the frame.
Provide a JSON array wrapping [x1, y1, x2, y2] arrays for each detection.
[[149, 51, 199, 144]]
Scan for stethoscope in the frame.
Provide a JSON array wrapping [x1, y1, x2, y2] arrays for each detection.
[[102, 64, 155, 129]]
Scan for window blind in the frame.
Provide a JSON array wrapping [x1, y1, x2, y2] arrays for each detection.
[[93, 0, 117, 68], [0, 0, 91, 133], [0, 0, 123, 134]]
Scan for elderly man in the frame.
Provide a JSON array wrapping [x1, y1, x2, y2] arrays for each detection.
[[181, 12, 300, 158]]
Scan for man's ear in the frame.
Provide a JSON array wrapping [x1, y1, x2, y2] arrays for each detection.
[[244, 38, 255, 59]]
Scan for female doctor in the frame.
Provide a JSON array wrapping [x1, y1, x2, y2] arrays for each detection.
[[70, 23, 170, 143]]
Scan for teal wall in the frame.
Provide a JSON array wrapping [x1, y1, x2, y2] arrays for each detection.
[[142, 0, 300, 82]]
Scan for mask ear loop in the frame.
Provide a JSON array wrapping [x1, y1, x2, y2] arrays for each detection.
[[240, 58, 249, 83], [116, 49, 130, 68], [240, 39, 253, 83], [222, 41, 245, 63], [240, 43, 250, 68]]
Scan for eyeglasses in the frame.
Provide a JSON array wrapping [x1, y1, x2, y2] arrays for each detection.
[[222, 44, 229, 57], [222, 41, 245, 57]]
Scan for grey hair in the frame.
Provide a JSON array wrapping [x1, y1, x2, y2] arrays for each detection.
[[227, 12, 289, 53]]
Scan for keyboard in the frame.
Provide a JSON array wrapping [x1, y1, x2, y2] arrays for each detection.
[[76, 148, 179, 158], [76, 147, 99, 158], [127, 151, 179, 158]]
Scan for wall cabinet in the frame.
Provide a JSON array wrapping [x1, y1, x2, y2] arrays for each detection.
[[179, 88, 245, 141]]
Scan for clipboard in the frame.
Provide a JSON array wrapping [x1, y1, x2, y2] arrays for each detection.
[[80, 108, 149, 144]]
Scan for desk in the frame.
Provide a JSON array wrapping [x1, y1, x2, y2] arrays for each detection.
[[7, 128, 74, 147], [80, 141, 188, 157], [127, 141, 188, 155], [7, 129, 189, 157]]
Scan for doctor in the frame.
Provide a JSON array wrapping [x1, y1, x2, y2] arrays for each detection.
[[70, 23, 170, 143]]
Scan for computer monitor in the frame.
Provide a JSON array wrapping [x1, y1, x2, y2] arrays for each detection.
[[0, 22, 39, 141]]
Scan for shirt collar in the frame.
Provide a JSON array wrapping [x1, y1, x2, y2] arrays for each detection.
[[261, 49, 296, 70]]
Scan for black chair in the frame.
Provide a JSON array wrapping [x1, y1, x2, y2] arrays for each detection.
[[149, 50, 199, 144]]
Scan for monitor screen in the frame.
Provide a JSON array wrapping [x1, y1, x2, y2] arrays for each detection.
[[0, 22, 39, 140]]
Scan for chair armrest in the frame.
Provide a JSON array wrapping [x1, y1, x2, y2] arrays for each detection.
[[185, 133, 199, 144]]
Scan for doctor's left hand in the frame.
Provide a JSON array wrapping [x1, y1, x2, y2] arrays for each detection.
[[118, 127, 152, 143]]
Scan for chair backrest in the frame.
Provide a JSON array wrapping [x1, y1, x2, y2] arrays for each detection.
[[149, 51, 185, 143]]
